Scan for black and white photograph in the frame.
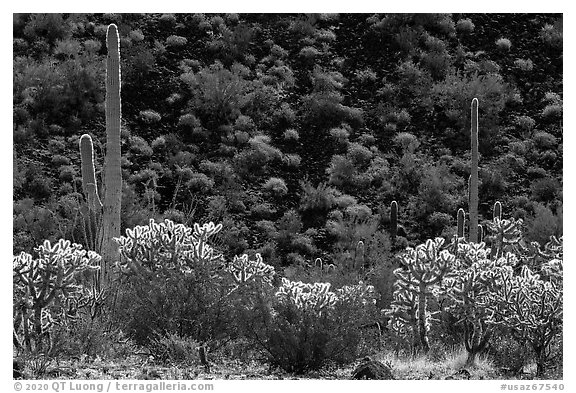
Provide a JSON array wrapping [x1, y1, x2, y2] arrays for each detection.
[[10, 8, 566, 388]]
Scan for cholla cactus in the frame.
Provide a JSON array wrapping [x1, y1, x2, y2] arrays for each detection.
[[443, 241, 515, 366], [275, 278, 337, 315], [386, 287, 419, 351], [336, 281, 377, 306], [486, 265, 562, 376], [227, 253, 275, 286], [114, 219, 224, 275], [13, 240, 101, 353], [390, 238, 454, 352]]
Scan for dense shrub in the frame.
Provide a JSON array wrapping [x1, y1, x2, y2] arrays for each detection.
[[113, 220, 234, 344], [247, 279, 378, 373]]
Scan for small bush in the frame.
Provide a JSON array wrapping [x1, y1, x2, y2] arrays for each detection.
[[114, 220, 234, 345], [531, 177, 560, 203], [541, 104, 562, 119], [456, 18, 474, 33], [514, 115, 536, 133], [262, 177, 288, 197], [393, 132, 420, 153], [299, 46, 321, 60], [532, 131, 558, 149], [495, 38, 512, 51], [166, 35, 188, 47], [248, 279, 378, 373], [139, 109, 161, 123], [514, 58, 534, 71], [329, 126, 350, 144], [488, 332, 531, 375], [283, 128, 300, 141]]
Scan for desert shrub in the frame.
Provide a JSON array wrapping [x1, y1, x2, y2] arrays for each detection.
[[542, 104, 562, 119], [495, 37, 512, 51], [146, 332, 201, 365], [139, 109, 162, 123], [514, 115, 536, 134], [166, 35, 188, 47], [525, 203, 560, 245], [262, 177, 288, 197], [532, 131, 558, 149], [531, 177, 560, 202], [283, 128, 299, 140], [248, 279, 378, 373], [487, 331, 531, 376], [456, 18, 474, 33], [113, 219, 237, 345], [514, 58, 534, 71], [540, 21, 562, 48], [299, 181, 337, 212]]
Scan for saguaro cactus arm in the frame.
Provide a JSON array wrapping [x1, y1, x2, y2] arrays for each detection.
[[469, 98, 479, 243], [79, 134, 103, 212], [457, 208, 465, 238]]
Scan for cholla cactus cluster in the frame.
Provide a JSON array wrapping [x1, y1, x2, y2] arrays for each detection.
[[388, 238, 454, 351], [275, 278, 337, 315], [395, 238, 454, 288], [487, 216, 523, 258], [114, 219, 224, 274], [227, 253, 275, 285], [336, 281, 377, 306], [13, 239, 101, 352], [486, 261, 562, 376], [443, 241, 517, 365]]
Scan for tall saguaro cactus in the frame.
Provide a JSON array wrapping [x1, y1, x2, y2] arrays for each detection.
[[101, 23, 123, 285], [469, 98, 479, 243], [79, 24, 122, 287]]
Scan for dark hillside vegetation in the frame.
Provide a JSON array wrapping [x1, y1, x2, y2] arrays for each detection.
[[13, 13, 562, 380]]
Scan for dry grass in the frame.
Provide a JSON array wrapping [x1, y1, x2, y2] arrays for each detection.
[[17, 343, 553, 380]]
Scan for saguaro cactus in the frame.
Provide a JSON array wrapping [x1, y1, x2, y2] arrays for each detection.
[[79, 24, 122, 287], [390, 201, 398, 240], [493, 201, 502, 220], [457, 208, 465, 238], [354, 240, 365, 269], [469, 98, 479, 243], [101, 24, 122, 285]]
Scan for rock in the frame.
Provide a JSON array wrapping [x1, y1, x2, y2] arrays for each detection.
[[352, 357, 394, 380]]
